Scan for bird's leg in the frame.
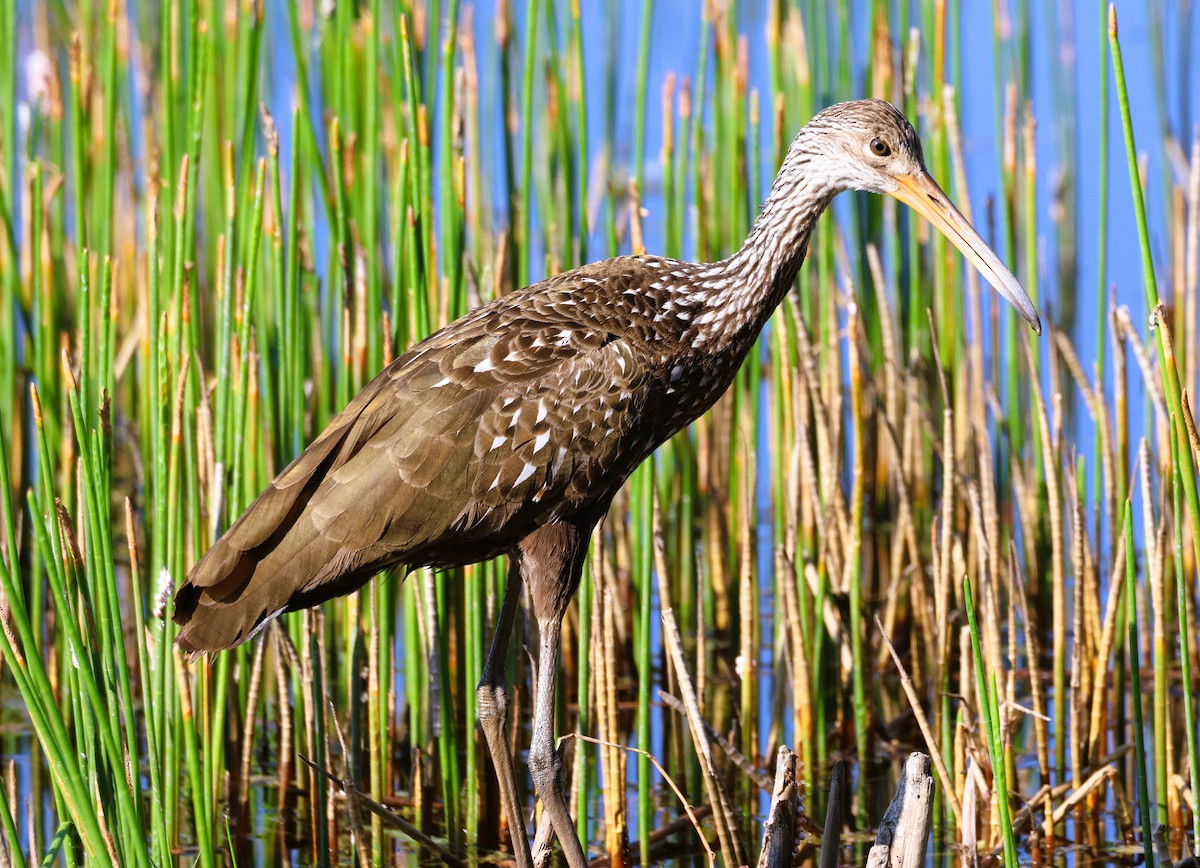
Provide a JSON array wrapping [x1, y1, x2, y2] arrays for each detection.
[[516, 520, 593, 868], [477, 560, 534, 868], [528, 608, 589, 868]]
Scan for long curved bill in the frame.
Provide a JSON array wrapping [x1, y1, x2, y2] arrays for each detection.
[[890, 171, 1042, 335]]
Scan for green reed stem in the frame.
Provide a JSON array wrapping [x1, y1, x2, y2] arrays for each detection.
[[438, 0, 464, 316], [403, 581, 425, 829], [330, 119, 352, 408], [64, 334, 145, 844], [0, 0, 13, 204], [283, 0, 331, 214], [0, 782, 24, 868], [435, 571, 462, 848], [519, 0, 540, 286], [1170, 414, 1200, 848], [571, 1, 589, 263], [964, 575, 1018, 868], [635, 461, 654, 866], [1109, 6, 1200, 596], [309, 630, 331, 868], [575, 555, 593, 848], [229, 161, 268, 515], [93, 0, 117, 259], [215, 146, 238, 472], [689, 9, 710, 261], [31, 397, 152, 867], [463, 563, 481, 845], [1093, 0, 1109, 550], [1122, 500, 1153, 865], [632, 0, 654, 199], [30, 161, 53, 445], [181, 664, 215, 868], [0, 437, 108, 863]]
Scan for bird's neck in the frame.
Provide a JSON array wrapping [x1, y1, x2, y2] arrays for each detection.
[[686, 155, 834, 352]]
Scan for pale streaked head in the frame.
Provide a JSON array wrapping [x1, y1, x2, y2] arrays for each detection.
[[792, 99, 1041, 335]]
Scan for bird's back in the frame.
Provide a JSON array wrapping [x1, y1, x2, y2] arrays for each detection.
[[173, 256, 707, 652]]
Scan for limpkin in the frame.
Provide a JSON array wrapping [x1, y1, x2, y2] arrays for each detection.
[[174, 99, 1040, 867]]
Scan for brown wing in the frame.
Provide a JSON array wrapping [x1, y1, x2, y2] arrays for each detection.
[[173, 261, 665, 653]]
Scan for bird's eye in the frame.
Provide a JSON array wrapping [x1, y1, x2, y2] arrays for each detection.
[[870, 138, 891, 157]]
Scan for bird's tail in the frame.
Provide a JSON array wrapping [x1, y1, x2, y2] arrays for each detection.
[[173, 581, 284, 655], [171, 463, 365, 654], [173, 365, 401, 653], [173, 531, 376, 654]]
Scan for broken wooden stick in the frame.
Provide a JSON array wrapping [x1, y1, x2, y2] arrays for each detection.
[[757, 747, 800, 868], [865, 753, 934, 868]]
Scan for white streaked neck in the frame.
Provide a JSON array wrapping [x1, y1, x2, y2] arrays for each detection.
[[686, 147, 836, 349]]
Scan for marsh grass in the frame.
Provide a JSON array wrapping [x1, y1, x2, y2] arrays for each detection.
[[0, 1, 1198, 866]]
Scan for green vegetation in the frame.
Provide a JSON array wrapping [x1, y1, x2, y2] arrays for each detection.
[[0, 1, 1197, 865]]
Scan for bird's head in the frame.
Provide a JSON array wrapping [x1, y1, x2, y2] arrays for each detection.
[[793, 99, 1041, 335]]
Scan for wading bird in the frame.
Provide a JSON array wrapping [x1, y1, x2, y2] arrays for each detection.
[[174, 99, 1040, 868]]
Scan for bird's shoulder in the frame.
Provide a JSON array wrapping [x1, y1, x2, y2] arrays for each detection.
[[527, 254, 706, 339]]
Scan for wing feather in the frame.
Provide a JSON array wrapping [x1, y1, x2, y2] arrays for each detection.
[[174, 257, 676, 652]]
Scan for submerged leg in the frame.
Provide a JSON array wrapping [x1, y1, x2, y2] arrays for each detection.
[[477, 560, 533, 868], [517, 520, 593, 868]]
